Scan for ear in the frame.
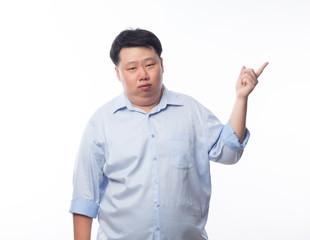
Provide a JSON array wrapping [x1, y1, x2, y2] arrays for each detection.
[[160, 58, 164, 73], [115, 66, 121, 82]]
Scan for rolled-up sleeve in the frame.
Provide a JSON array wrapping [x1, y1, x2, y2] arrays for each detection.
[[221, 121, 250, 151], [209, 121, 250, 164], [69, 117, 106, 218], [70, 199, 99, 218]]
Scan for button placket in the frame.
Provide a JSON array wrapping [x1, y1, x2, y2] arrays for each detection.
[[148, 115, 161, 239]]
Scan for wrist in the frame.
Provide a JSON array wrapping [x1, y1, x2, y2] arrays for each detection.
[[235, 95, 248, 104]]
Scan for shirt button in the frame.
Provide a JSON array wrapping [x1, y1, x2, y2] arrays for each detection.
[[151, 133, 155, 138], [156, 203, 160, 208], [153, 157, 157, 161], [154, 179, 158, 184]]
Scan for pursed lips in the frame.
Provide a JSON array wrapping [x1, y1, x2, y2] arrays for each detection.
[[139, 83, 152, 90]]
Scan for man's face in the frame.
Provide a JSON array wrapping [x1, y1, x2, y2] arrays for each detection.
[[115, 46, 164, 109]]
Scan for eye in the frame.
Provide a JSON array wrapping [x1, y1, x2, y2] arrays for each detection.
[[128, 67, 136, 71], [146, 63, 155, 68]]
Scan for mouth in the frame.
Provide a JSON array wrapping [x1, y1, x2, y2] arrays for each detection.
[[139, 84, 152, 91]]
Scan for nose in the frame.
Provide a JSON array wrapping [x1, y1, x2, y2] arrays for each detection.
[[139, 67, 149, 81]]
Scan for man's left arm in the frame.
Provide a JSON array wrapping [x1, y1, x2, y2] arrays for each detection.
[[229, 62, 268, 143]]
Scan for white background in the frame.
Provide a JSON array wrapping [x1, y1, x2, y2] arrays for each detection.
[[1, 0, 309, 239]]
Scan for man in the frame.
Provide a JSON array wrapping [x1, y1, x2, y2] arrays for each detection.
[[70, 28, 268, 240]]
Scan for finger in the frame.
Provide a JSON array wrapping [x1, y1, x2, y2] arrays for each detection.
[[238, 66, 246, 79], [255, 62, 269, 77], [244, 68, 256, 79], [242, 75, 258, 87]]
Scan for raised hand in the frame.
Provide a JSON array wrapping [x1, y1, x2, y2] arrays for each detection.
[[236, 62, 268, 99]]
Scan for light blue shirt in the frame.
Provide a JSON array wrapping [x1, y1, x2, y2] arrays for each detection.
[[70, 87, 250, 240]]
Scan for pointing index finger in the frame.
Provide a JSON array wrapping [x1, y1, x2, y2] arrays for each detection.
[[255, 62, 269, 77]]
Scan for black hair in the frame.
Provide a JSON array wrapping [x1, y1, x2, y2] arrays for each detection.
[[110, 28, 163, 66]]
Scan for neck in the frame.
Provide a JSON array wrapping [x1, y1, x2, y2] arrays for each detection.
[[131, 88, 163, 114]]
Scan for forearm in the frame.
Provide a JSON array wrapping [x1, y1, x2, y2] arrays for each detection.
[[73, 213, 93, 240], [229, 96, 248, 143], [230, 62, 268, 142]]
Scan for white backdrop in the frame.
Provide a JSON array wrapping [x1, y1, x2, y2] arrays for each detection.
[[0, 0, 309, 239]]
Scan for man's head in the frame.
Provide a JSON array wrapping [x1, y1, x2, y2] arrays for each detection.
[[111, 29, 164, 113], [110, 29, 162, 67]]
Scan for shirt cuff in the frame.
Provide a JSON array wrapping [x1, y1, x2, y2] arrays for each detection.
[[69, 198, 99, 218], [221, 121, 250, 152]]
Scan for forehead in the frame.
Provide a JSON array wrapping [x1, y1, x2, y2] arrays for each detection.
[[119, 47, 159, 65]]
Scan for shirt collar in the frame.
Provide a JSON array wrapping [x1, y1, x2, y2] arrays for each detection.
[[111, 85, 183, 114], [111, 93, 131, 114], [156, 85, 183, 110]]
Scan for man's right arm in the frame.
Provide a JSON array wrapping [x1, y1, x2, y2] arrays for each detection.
[[71, 116, 105, 239], [73, 213, 93, 240]]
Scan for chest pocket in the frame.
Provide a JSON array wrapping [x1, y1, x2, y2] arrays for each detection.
[[168, 136, 194, 169]]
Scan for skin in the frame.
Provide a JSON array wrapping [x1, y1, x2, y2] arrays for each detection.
[[230, 62, 269, 142], [72, 45, 268, 239], [73, 214, 92, 240], [115, 47, 164, 114]]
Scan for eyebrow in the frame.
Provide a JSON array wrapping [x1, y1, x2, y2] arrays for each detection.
[[124, 57, 157, 67]]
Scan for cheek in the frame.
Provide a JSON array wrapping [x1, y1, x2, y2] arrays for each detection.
[[153, 70, 163, 81], [121, 74, 136, 89]]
